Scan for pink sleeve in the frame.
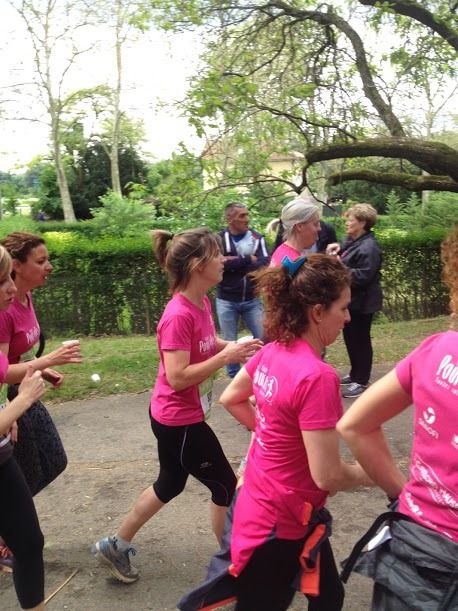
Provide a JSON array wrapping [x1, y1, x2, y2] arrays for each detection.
[[395, 334, 440, 395], [244, 349, 263, 378], [295, 371, 342, 430], [159, 314, 194, 351], [0, 352, 8, 383], [0, 311, 13, 345]]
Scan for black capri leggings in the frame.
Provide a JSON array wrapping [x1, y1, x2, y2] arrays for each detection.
[[150, 416, 237, 507], [0, 456, 44, 609]]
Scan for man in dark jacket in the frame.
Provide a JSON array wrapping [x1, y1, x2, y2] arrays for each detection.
[[216, 203, 270, 377]]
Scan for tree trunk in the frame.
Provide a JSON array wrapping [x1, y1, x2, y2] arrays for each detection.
[[53, 136, 76, 222], [110, 0, 123, 195]]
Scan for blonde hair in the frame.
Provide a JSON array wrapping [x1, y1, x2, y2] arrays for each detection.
[[151, 228, 221, 292], [345, 203, 377, 231], [0, 245, 12, 278]]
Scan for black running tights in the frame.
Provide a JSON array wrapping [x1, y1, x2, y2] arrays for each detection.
[[0, 457, 44, 609]]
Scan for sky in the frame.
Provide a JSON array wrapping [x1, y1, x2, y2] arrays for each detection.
[[0, 2, 204, 173]]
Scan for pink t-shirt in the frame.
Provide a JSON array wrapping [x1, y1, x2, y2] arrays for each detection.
[[150, 294, 218, 426], [396, 331, 458, 542], [269, 243, 302, 267], [0, 294, 40, 364], [230, 339, 342, 574]]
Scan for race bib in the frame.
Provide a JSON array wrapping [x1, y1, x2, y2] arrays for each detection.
[[199, 376, 215, 420]]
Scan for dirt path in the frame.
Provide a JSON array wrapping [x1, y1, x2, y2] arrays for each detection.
[[1, 366, 413, 610]]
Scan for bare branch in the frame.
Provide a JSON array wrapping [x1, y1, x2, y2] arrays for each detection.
[[328, 168, 458, 192]]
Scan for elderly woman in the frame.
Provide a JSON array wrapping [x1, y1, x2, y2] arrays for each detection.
[[270, 198, 321, 266], [327, 204, 382, 398], [337, 224, 458, 610]]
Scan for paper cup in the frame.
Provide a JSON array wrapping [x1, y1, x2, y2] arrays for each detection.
[[237, 335, 254, 344]]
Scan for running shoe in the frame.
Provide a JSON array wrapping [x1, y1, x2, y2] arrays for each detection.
[[92, 536, 139, 583], [0, 555, 13, 573], [0, 543, 13, 573], [340, 374, 353, 385], [342, 382, 367, 398]]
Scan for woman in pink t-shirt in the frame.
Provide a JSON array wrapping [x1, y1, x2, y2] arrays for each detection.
[[93, 227, 262, 584], [178, 254, 374, 611], [338, 225, 458, 610], [0, 233, 81, 494], [270, 198, 321, 267], [0, 244, 48, 611]]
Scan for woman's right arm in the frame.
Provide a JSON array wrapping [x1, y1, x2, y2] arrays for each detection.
[[163, 340, 261, 393], [302, 428, 374, 495], [0, 367, 45, 435], [337, 370, 410, 499]]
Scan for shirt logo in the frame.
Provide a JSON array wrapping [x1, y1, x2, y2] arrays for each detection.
[[436, 354, 458, 386], [253, 365, 278, 403], [423, 407, 436, 425], [26, 326, 40, 345], [199, 335, 216, 354]]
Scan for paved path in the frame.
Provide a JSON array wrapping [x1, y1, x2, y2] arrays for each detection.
[[1, 365, 413, 611]]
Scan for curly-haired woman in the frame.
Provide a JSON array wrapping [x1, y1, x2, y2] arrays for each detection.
[[179, 253, 374, 611]]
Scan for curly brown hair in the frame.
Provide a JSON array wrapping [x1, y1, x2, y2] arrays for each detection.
[[1, 232, 46, 262], [254, 254, 351, 344], [441, 224, 458, 324]]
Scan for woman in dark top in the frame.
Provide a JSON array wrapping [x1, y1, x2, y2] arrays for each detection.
[[327, 204, 382, 398]]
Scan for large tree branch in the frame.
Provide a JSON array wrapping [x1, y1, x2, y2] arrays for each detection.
[[328, 169, 458, 192], [216, 2, 407, 136], [306, 138, 458, 181], [359, 0, 458, 52]]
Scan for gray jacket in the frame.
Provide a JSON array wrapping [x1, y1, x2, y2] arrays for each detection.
[[348, 517, 458, 611]]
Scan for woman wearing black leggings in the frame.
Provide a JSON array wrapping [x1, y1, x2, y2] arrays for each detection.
[[93, 228, 262, 584], [0, 244, 47, 611]]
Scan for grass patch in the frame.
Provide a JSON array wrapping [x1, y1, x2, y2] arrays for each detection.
[[326, 315, 450, 369], [44, 315, 451, 404]]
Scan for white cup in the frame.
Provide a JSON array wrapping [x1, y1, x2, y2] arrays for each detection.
[[237, 335, 254, 344], [62, 340, 80, 347]]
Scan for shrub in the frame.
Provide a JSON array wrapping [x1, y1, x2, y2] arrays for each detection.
[[89, 192, 155, 238], [32, 228, 451, 336], [0, 215, 38, 238]]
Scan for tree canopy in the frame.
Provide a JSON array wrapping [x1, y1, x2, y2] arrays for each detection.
[[163, 0, 458, 198]]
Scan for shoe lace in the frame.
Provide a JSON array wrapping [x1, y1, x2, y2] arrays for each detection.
[[126, 546, 137, 558]]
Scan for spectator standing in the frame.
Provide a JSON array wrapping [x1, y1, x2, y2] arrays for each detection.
[[327, 204, 382, 398], [216, 203, 269, 378]]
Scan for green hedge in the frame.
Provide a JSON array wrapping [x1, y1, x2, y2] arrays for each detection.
[[377, 228, 448, 321], [32, 229, 450, 337]]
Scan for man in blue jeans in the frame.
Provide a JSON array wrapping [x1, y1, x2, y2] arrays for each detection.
[[217, 203, 270, 377]]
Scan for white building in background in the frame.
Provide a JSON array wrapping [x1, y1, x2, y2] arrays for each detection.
[[201, 140, 305, 197]]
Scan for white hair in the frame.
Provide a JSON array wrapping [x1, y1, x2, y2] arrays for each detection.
[[281, 197, 320, 239]]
